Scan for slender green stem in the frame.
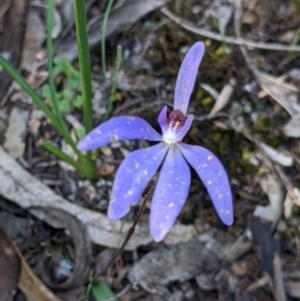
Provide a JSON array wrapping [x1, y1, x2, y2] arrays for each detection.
[[46, 0, 84, 158], [42, 141, 97, 180], [42, 141, 80, 169], [103, 45, 122, 121], [101, 0, 115, 82], [73, 0, 93, 133], [46, 0, 64, 125]]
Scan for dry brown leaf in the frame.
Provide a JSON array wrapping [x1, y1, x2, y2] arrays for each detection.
[[283, 193, 294, 219], [0, 225, 62, 301], [254, 167, 284, 225], [0, 0, 11, 19], [56, 0, 170, 60], [217, 2, 234, 36], [29, 207, 92, 290], [52, 8, 62, 39], [21, 9, 45, 67], [0, 226, 20, 301], [0, 0, 29, 97], [208, 78, 236, 118], [283, 113, 300, 138], [273, 254, 287, 301], [246, 274, 269, 292], [258, 142, 293, 167], [285, 281, 300, 298], [253, 69, 300, 116], [4, 107, 29, 158]]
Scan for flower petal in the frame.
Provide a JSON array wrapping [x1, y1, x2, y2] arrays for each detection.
[[77, 116, 162, 151], [158, 106, 194, 144], [108, 142, 168, 220], [150, 145, 191, 242], [178, 143, 233, 225], [174, 42, 205, 115]]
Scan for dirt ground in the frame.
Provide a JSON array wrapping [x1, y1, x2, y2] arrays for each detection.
[[1, 0, 300, 300]]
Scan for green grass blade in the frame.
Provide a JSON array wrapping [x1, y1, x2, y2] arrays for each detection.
[[46, 0, 64, 125], [42, 141, 80, 169], [101, 0, 115, 82], [0, 56, 59, 130], [42, 141, 97, 180], [73, 0, 93, 133], [46, 0, 85, 157], [102, 45, 122, 121], [0, 56, 86, 161]]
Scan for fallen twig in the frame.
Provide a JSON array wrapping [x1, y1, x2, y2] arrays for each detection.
[[161, 7, 300, 52]]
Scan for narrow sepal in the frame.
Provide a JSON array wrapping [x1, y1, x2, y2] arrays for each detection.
[[179, 143, 233, 225], [174, 42, 205, 114], [77, 116, 162, 151], [150, 145, 191, 242], [108, 143, 168, 219]]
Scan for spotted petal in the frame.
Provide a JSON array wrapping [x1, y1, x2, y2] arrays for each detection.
[[174, 41, 205, 115], [108, 142, 168, 220], [150, 145, 191, 242], [179, 143, 233, 225], [77, 116, 162, 151]]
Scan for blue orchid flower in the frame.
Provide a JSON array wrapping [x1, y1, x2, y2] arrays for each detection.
[[77, 41, 233, 242]]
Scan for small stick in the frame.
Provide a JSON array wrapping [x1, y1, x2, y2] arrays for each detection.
[[98, 179, 157, 276], [161, 7, 300, 52]]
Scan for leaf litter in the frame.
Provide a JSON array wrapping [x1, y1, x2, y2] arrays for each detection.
[[1, 0, 300, 300]]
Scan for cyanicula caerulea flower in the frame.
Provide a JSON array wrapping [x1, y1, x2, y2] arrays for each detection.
[[77, 41, 233, 242]]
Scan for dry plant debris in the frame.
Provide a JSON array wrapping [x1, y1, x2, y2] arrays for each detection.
[[0, 225, 62, 301], [1, 0, 300, 300]]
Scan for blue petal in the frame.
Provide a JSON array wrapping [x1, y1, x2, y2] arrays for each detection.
[[108, 142, 168, 220], [178, 143, 233, 225], [150, 145, 191, 242], [174, 42, 205, 115], [77, 116, 162, 151]]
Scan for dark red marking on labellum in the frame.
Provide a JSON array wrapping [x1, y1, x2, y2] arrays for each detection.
[[168, 109, 185, 129]]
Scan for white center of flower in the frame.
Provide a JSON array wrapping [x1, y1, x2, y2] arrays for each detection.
[[163, 129, 181, 145]]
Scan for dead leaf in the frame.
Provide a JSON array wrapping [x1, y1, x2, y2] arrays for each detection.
[[0, 225, 62, 301], [208, 78, 236, 118], [29, 207, 91, 290], [0, 226, 20, 301], [28, 109, 44, 137], [56, 0, 171, 60], [253, 69, 300, 116], [254, 167, 284, 225], [217, 2, 234, 36], [200, 82, 219, 100], [0, 146, 197, 250], [0, 0, 29, 97], [0, 0, 11, 19], [283, 113, 300, 138], [21, 9, 46, 68], [283, 193, 294, 219], [52, 8, 62, 39], [273, 254, 287, 301], [285, 281, 300, 298], [258, 142, 293, 167], [4, 107, 29, 158]]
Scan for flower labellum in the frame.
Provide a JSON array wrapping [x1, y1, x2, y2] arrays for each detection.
[[77, 41, 233, 242]]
